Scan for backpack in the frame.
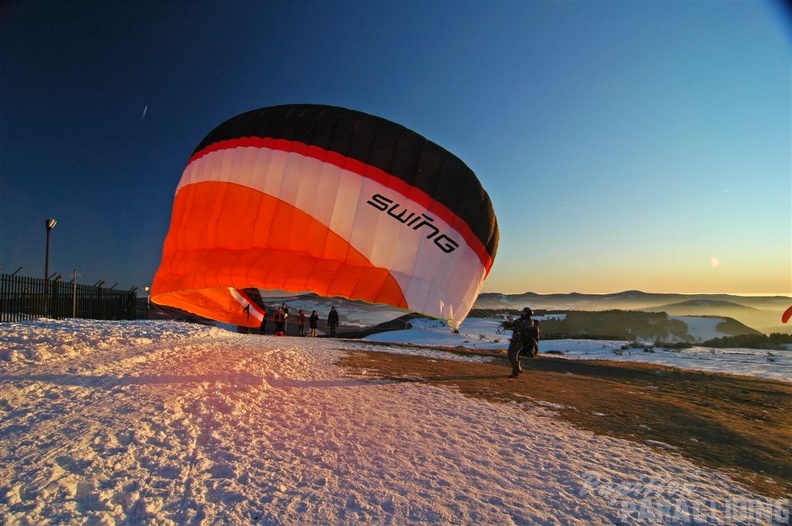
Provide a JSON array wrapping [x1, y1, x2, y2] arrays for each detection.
[[530, 319, 540, 341], [520, 319, 540, 358]]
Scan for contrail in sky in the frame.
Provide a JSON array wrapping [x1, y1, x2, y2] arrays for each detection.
[[141, 105, 148, 122]]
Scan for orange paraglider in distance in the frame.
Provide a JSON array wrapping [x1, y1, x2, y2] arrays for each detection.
[[152, 104, 499, 328], [782, 305, 792, 324]]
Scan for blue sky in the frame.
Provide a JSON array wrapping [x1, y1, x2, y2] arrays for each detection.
[[1, 1, 789, 295]]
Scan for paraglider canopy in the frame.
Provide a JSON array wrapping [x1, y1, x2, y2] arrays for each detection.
[[152, 104, 499, 328], [782, 305, 792, 324]]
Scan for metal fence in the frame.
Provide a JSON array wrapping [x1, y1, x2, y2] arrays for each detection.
[[0, 273, 137, 323]]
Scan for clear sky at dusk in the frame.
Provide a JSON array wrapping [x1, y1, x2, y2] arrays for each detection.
[[1, 1, 790, 296]]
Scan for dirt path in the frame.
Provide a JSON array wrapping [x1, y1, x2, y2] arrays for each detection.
[[339, 348, 792, 499]]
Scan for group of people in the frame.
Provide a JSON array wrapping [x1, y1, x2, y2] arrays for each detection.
[[258, 303, 340, 338], [259, 301, 537, 377]]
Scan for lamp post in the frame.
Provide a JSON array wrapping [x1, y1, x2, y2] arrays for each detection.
[[44, 218, 57, 316]]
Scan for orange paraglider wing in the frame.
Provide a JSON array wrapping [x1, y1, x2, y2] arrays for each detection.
[[782, 305, 792, 324], [152, 104, 499, 328]]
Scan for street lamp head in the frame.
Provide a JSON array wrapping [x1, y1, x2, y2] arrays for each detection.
[[45, 218, 57, 230]]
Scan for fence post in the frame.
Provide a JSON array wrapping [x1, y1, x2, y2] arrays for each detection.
[[51, 275, 62, 319], [72, 270, 77, 318]]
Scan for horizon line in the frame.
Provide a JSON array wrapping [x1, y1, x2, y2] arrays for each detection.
[[481, 290, 792, 298]]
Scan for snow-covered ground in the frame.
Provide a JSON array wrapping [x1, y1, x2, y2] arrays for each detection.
[[365, 316, 792, 383], [0, 318, 789, 525]]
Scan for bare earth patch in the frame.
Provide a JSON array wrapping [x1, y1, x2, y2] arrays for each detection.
[[338, 346, 792, 499]]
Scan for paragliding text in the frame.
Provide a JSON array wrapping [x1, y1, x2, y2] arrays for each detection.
[[367, 193, 460, 253]]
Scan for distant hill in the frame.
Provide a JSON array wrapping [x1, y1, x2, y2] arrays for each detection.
[[475, 291, 791, 334], [140, 291, 790, 337], [533, 310, 761, 343], [139, 293, 772, 344], [645, 299, 758, 314]]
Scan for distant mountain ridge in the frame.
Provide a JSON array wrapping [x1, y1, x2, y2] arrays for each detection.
[[474, 291, 792, 334], [476, 290, 789, 306], [650, 299, 759, 312]]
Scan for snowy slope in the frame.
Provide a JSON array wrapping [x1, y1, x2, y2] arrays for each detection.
[[0, 319, 788, 525], [670, 316, 729, 342]]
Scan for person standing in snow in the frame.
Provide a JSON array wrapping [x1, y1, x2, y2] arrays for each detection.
[[259, 306, 268, 335], [281, 303, 290, 335], [503, 307, 539, 378], [273, 307, 285, 336], [309, 310, 319, 337], [327, 306, 339, 337], [297, 309, 306, 337]]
